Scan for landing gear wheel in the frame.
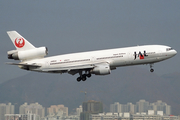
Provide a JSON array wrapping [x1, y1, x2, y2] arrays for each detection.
[[149, 64, 154, 73], [86, 73, 91, 78], [150, 69, 154, 72], [77, 77, 82, 82], [82, 74, 87, 81], [77, 71, 91, 82]]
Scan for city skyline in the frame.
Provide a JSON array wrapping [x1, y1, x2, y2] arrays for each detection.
[[0, 100, 179, 120], [0, 99, 173, 116]]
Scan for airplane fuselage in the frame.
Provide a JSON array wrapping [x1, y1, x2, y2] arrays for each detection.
[[22, 45, 176, 73]]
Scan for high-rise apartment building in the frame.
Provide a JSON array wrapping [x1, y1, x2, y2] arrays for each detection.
[[110, 102, 121, 113], [19, 102, 45, 118], [82, 100, 103, 114], [110, 102, 135, 114], [0, 104, 6, 120], [5, 103, 14, 114], [154, 100, 171, 115], [80, 100, 103, 120], [0, 103, 14, 120], [135, 100, 149, 113], [19, 102, 28, 114], [76, 105, 82, 116], [47, 104, 68, 117], [127, 103, 135, 114]]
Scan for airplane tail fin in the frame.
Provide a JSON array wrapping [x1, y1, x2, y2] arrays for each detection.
[[7, 31, 48, 61], [7, 31, 36, 50]]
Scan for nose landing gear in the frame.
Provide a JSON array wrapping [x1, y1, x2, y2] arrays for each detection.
[[150, 69, 154, 72], [150, 64, 154, 72]]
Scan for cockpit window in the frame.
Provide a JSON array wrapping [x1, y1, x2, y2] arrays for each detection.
[[166, 48, 173, 51]]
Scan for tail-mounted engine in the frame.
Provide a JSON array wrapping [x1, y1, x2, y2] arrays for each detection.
[[8, 47, 48, 60]]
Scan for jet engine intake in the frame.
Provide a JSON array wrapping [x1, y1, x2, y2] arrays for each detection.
[[91, 63, 111, 75]]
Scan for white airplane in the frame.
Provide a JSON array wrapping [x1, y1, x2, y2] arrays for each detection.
[[6, 31, 177, 82]]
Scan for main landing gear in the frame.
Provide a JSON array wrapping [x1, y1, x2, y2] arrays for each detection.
[[150, 64, 154, 72], [77, 71, 91, 82]]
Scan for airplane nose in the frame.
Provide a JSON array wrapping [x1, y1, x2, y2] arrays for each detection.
[[171, 49, 177, 56], [174, 50, 177, 55], [165, 49, 177, 58]]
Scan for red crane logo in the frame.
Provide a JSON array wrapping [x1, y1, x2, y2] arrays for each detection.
[[15, 37, 25, 48]]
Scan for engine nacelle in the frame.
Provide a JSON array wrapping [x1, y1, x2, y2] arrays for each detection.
[[91, 64, 111, 75], [8, 47, 48, 60]]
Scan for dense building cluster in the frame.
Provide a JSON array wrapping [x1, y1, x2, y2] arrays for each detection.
[[19, 102, 45, 118], [0, 100, 179, 120], [110, 100, 171, 115]]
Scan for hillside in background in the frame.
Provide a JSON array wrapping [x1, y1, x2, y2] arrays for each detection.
[[0, 66, 179, 115]]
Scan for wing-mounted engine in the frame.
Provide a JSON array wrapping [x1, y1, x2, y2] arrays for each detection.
[[91, 63, 111, 75], [7, 47, 48, 60]]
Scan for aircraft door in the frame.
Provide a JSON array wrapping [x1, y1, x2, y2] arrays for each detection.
[[43, 60, 50, 69], [126, 52, 134, 65], [91, 56, 96, 62], [157, 50, 162, 60]]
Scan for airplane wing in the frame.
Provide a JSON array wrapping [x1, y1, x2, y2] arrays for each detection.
[[42, 61, 109, 75], [6, 62, 41, 67]]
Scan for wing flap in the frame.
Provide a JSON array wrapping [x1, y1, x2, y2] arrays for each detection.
[[42, 64, 94, 72]]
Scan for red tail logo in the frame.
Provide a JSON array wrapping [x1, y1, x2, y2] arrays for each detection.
[[15, 37, 25, 48]]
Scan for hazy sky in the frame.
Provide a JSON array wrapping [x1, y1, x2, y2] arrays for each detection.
[[0, 0, 179, 83]]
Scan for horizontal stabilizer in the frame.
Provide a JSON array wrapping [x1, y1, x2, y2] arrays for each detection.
[[6, 62, 41, 67]]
